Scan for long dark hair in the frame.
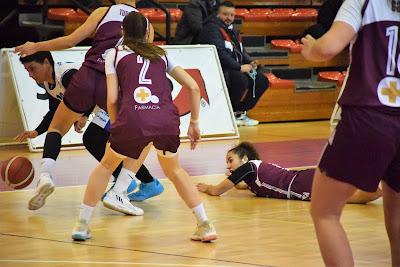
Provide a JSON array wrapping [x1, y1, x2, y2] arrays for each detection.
[[122, 12, 166, 61], [228, 142, 260, 161]]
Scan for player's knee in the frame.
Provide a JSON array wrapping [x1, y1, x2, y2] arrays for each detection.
[[100, 157, 120, 172], [165, 167, 184, 181]]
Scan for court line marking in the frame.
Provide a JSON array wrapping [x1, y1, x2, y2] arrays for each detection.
[[0, 260, 243, 267], [0, 233, 274, 267]]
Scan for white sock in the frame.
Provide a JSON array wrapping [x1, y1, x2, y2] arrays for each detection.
[[113, 168, 135, 194], [79, 203, 94, 223], [192, 203, 208, 223], [40, 158, 56, 177]]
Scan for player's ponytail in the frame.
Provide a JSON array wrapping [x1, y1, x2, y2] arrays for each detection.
[[229, 142, 260, 161], [122, 12, 166, 61]]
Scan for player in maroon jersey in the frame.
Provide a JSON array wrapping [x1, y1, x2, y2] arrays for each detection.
[[14, 1, 160, 212], [71, 12, 217, 243], [197, 142, 382, 204], [301, 0, 400, 265]]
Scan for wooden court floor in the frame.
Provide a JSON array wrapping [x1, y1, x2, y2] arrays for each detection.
[[0, 121, 390, 266]]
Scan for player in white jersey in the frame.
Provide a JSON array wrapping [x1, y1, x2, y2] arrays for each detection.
[[16, 51, 163, 207], [301, 0, 400, 265]]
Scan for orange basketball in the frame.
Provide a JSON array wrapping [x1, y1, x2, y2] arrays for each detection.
[[0, 156, 34, 189]]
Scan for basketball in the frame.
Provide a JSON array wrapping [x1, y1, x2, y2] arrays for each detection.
[[0, 156, 34, 189]]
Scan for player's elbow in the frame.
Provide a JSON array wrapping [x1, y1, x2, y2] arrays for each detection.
[[190, 84, 200, 94]]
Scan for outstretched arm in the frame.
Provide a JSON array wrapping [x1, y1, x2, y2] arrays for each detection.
[[15, 7, 108, 56], [197, 162, 256, 196], [301, 21, 356, 62], [197, 179, 235, 196]]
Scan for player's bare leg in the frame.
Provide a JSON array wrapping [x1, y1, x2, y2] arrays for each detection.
[[310, 168, 357, 267], [29, 102, 82, 210], [157, 151, 217, 242]]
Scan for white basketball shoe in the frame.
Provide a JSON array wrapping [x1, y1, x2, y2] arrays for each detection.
[[28, 173, 55, 210], [72, 219, 91, 241], [102, 189, 144, 216]]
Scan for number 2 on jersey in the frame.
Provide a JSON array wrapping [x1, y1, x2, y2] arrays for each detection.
[[137, 55, 152, 85]]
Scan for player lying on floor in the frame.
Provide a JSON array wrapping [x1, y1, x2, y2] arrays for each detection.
[[197, 142, 382, 204]]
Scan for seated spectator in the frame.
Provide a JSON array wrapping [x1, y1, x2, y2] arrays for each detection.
[[302, 0, 344, 38], [173, 0, 219, 44], [197, 1, 268, 126]]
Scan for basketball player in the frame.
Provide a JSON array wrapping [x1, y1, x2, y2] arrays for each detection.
[[301, 0, 400, 265], [15, 1, 158, 213], [16, 51, 163, 203], [71, 12, 217, 242], [197, 142, 382, 204]]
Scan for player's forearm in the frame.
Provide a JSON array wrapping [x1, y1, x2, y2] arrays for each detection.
[[36, 36, 76, 52], [189, 88, 200, 122]]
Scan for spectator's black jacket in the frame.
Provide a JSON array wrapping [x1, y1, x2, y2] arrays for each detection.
[[174, 0, 219, 44], [197, 15, 252, 70]]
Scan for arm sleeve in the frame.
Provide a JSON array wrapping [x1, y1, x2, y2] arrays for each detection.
[[227, 162, 257, 185], [242, 49, 253, 64], [206, 25, 241, 70], [105, 49, 117, 75], [166, 55, 178, 74], [34, 94, 60, 135], [334, 0, 364, 33]]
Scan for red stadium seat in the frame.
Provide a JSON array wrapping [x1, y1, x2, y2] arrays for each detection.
[[168, 8, 182, 22], [265, 73, 296, 90], [271, 39, 296, 49], [235, 8, 249, 19], [243, 13, 268, 22], [249, 8, 272, 14], [65, 9, 89, 23], [47, 8, 75, 21], [318, 71, 346, 85], [153, 40, 166, 45], [291, 8, 318, 22], [140, 8, 182, 23], [271, 39, 302, 53], [138, 8, 156, 17], [267, 8, 294, 22]]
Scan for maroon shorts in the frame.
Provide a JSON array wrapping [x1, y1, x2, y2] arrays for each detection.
[[110, 135, 180, 159], [319, 106, 400, 192], [63, 66, 107, 113]]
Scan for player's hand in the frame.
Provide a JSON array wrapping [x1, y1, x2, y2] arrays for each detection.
[[300, 34, 316, 60], [14, 130, 38, 142], [240, 64, 253, 73], [196, 182, 210, 193], [187, 122, 200, 150], [74, 116, 88, 133], [14, 42, 38, 57], [250, 60, 258, 69]]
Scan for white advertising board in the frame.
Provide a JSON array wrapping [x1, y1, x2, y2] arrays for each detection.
[[1, 45, 238, 151]]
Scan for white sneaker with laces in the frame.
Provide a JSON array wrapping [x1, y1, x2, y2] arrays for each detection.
[[72, 219, 91, 241], [28, 173, 55, 210], [102, 189, 144, 216], [236, 113, 259, 127], [191, 220, 218, 242]]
